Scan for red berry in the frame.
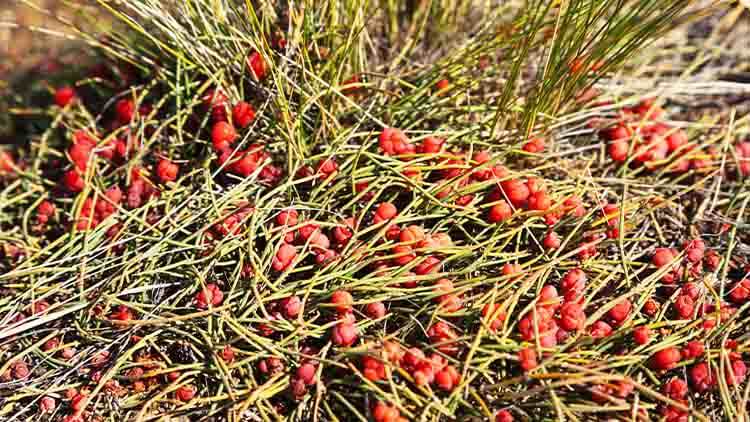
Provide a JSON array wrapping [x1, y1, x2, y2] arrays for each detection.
[[607, 299, 632, 324], [726, 359, 747, 386], [331, 320, 358, 347], [316, 158, 338, 177], [374, 202, 398, 223], [522, 137, 545, 153], [54, 86, 76, 107], [272, 243, 297, 271], [379, 128, 412, 155], [39, 396, 56, 413], [518, 347, 538, 371], [589, 320, 613, 338], [608, 140, 630, 162], [175, 385, 196, 402], [399, 225, 425, 244], [194, 283, 224, 309], [115, 99, 136, 123], [495, 409, 514, 422], [331, 290, 353, 314], [247, 51, 268, 80], [232, 101, 256, 128], [662, 377, 688, 400], [561, 268, 586, 300], [487, 201, 513, 223], [365, 302, 386, 319], [652, 347, 681, 370], [500, 179, 530, 208], [211, 121, 237, 152], [435, 78, 450, 91], [281, 296, 302, 319], [502, 263, 522, 279], [558, 302, 585, 331], [414, 256, 441, 275], [156, 159, 179, 183], [392, 244, 416, 265], [419, 136, 445, 154], [652, 248, 676, 268], [527, 191, 551, 211], [538, 285, 561, 309], [296, 363, 317, 385], [643, 298, 660, 316], [666, 129, 688, 152], [543, 231, 561, 250], [682, 341, 704, 359], [704, 249, 721, 271], [674, 295, 694, 319], [276, 209, 298, 226], [633, 326, 651, 345], [63, 169, 85, 192], [729, 279, 750, 304], [221, 345, 235, 363], [689, 361, 715, 392]]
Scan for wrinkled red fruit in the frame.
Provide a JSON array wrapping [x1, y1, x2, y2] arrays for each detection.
[[156, 159, 179, 183], [212, 121, 238, 152], [232, 101, 256, 128]]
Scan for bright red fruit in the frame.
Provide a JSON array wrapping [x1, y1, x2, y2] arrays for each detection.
[[662, 377, 688, 400], [652, 248, 676, 268], [633, 326, 651, 345], [331, 290, 353, 314], [652, 347, 681, 370], [281, 296, 302, 318], [435, 78, 450, 91], [365, 302, 386, 319], [607, 299, 632, 324], [487, 201, 513, 223], [247, 51, 268, 80], [527, 191, 551, 211], [419, 136, 445, 154], [331, 320, 358, 347], [674, 295, 694, 319], [543, 231, 561, 250], [379, 128, 413, 155], [175, 385, 196, 402], [39, 396, 56, 413], [55, 86, 76, 107], [496, 410, 514, 422], [296, 363, 317, 385], [682, 341, 704, 359], [589, 320, 613, 338], [608, 140, 630, 162], [195, 283, 224, 309], [518, 347, 538, 371], [212, 121, 237, 152], [115, 99, 136, 123], [558, 302, 585, 331], [232, 101, 256, 128], [729, 279, 750, 303], [157, 159, 179, 182], [500, 179, 530, 208], [63, 169, 86, 192], [272, 243, 296, 271], [689, 362, 715, 392], [522, 137, 545, 153]]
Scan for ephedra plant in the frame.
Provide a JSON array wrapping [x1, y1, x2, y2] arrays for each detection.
[[3, 1, 750, 421]]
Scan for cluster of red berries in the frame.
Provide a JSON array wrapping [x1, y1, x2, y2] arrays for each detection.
[[372, 401, 408, 422], [598, 99, 750, 176], [361, 340, 461, 392]]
